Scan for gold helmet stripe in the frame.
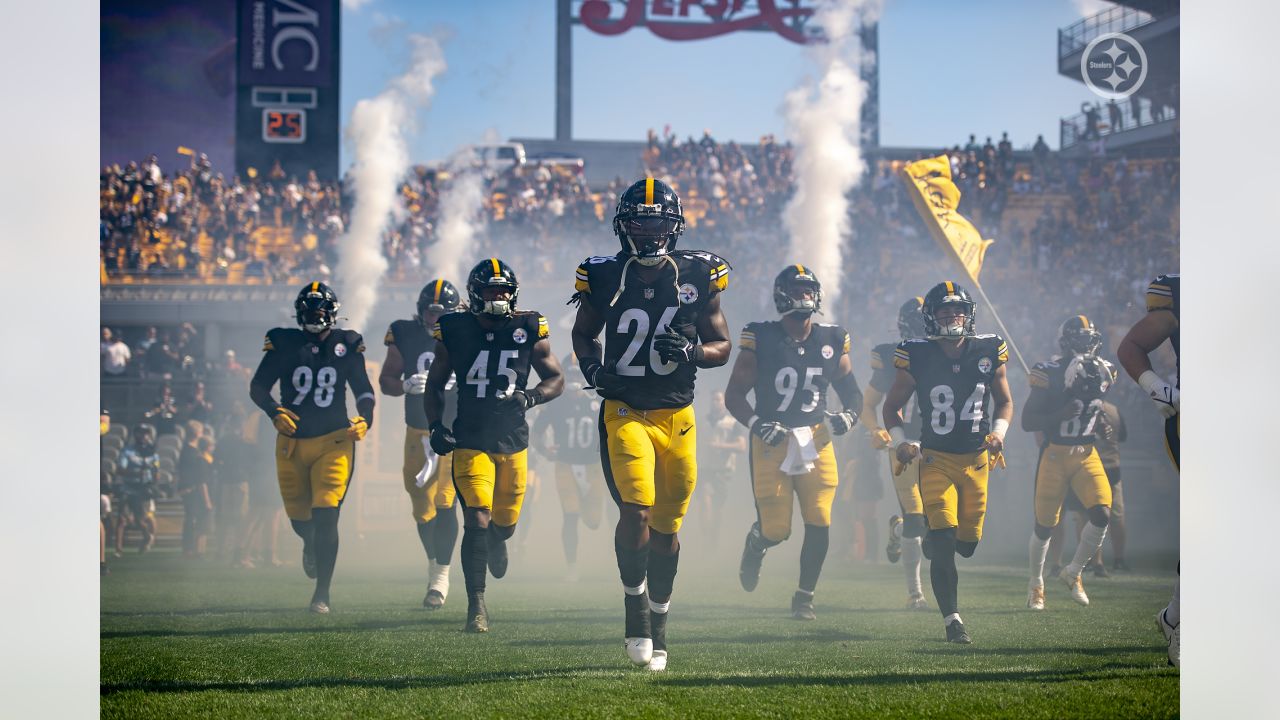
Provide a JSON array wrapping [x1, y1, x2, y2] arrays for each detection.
[[915, 296, 924, 306], [644, 177, 654, 205], [1078, 314, 1088, 328], [433, 279, 443, 303], [945, 280, 954, 295], [310, 281, 319, 293], [795, 264, 805, 275], [491, 258, 501, 276]]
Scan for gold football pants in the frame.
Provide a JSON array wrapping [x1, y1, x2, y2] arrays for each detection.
[[1033, 443, 1112, 528], [403, 427, 456, 524], [749, 423, 839, 542], [451, 448, 527, 527], [600, 400, 697, 535], [919, 447, 990, 543], [275, 428, 354, 521]]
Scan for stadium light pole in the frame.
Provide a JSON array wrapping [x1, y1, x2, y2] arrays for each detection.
[[556, 0, 572, 141]]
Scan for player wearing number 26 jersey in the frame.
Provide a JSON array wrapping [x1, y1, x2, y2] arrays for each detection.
[[250, 282, 376, 615], [881, 281, 1013, 645], [570, 177, 733, 672], [1022, 316, 1117, 611], [380, 279, 463, 610]]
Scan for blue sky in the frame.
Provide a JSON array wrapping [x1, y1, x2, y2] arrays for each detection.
[[340, 0, 1107, 166]]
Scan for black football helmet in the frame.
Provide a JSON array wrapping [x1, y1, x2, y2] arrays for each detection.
[[1059, 315, 1102, 357], [922, 281, 976, 338], [466, 258, 519, 317], [417, 278, 461, 320], [1065, 354, 1113, 401], [612, 177, 685, 266], [897, 296, 927, 340], [295, 281, 340, 334], [773, 264, 822, 316]]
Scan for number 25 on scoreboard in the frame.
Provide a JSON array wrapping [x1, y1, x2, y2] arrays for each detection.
[[262, 109, 306, 144]]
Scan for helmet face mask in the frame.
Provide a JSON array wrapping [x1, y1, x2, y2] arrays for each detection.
[[922, 281, 977, 339], [613, 178, 684, 265], [467, 259, 519, 318], [295, 282, 340, 335], [773, 265, 822, 317], [1059, 316, 1103, 356]]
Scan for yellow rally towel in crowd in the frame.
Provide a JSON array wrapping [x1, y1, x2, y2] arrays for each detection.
[[176, 146, 195, 156], [899, 155, 993, 284]]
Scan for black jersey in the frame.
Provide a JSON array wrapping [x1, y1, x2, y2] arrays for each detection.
[[871, 341, 922, 440], [894, 334, 1008, 454], [433, 310, 549, 454], [531, 385, 600, 465], [1146, 274, 1179, 387], [384, 318, 457, 430], [254, 328, 374, 438], [740, 320, 849, 428], [1028, 355, 1117, 446], [573, 250, 729, 410]]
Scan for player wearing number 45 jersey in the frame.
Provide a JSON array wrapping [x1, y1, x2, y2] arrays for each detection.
[[725, 265, 863, 621], [250, 282, 376, 615], [881, 281, 1013, 644], [379, 279, 463, 610], [570, 177, 732, 672], [425, 259, 564, 634], [1022, 316, 1117, 611]]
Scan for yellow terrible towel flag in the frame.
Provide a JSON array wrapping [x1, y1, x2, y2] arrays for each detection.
[[899, 155, 993, 284], [176, 146, 195, 156]]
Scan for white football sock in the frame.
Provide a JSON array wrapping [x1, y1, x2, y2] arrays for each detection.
[[1029, 532, 1050, 587], [649, 598, 670, 614], [1165, 573, 1180, 627], [944, 612, 962, 626], [429, 563, 450, 598], [892, 521, 904, 540], [902, 536, 923, 596], [1066, 521, 1107, 577], [624, 579, 647, 596]]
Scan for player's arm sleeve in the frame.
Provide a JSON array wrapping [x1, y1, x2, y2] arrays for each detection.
[[347, 332, 377, 426], [1028, 362, 1050, 391], [994, 337, 1009, 367], [892, 342, 914, 377], [1145, 275, 1175, 312], [537, 313, 550, 340], [869, 347, 895, 393], [738, 324, 757, 353]]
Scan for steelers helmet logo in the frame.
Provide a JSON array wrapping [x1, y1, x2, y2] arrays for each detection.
[[334, 343, 347, 357], [1080, 32, 1147, 100], [821, 345, 834, 359], [513, 328, 528, 344], [977, 357, 992, 374], [678, 283, 699, 305]]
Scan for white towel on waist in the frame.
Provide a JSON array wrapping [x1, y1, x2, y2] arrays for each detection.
[[415, 436, 439, 487], [779, 425, 819, 476]]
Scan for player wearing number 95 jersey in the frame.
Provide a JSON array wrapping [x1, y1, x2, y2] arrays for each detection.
[[249, 282, 376, 615], [1022, 316, 1117, 611], [424, 258, 564, 634], [881, 281, 1013, 644], [380, 278, 463, 611], [570, 177, 732, 672], [724, 265, 863, 622]]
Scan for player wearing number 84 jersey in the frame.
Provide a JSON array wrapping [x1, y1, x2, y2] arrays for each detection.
[[881, 281, 1013, 644], [250, 281, 376, 615]]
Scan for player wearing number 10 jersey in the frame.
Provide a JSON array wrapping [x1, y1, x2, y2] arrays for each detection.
[[250, 282, 376, 615], [570, 177, 732, 672], [1022, 316, 1117, 611], [881, 281, 1013, 644]]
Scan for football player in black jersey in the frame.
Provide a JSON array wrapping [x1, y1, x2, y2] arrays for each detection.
[[863, 296, 930, 610], [424, 259, 564, 633], [1022, 316, 1117, 611], [881, 281, 1013, 644], [1118, 273, 1180, 667], [570, 177, 732, 671], [531, 355, 606, 581], [379, 279, 463, 609], [724, 265, 862, 620], [249, 282, 376, 614]]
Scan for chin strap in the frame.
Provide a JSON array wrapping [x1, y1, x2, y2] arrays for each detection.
[[608, 254, 681, 307]]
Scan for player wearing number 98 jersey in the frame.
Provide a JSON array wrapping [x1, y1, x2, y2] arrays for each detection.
[[570, 177, 733, 671], [425, 258, 564, 634], [380, 278, 463, 610], [881, 281, 1013, 645], [1022, 316, 1117, 611], [250, 281, 376, 615]]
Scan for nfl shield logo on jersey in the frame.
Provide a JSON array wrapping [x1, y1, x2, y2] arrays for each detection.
[[513, 328, 528, 344], [644, 288, 655, 300]]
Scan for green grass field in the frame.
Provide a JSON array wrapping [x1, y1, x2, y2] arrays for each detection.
[[101, 541, 1179, 719]]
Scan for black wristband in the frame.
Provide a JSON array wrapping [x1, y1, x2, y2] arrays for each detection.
[[692, 344, 705, 366], [525, 388, 545, 409], [580, 358, 603, 385]]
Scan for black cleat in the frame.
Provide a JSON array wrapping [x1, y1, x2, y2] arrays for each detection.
[[487, 531, 509, 579], [424, 590, 445, 610], [791, 591, 817, 621], [465, 594, 489, 633], [738, 523, 767, 592], [945, 620, 972, 644], [886, 515, 903, 564], [302, 546, 317, 579]]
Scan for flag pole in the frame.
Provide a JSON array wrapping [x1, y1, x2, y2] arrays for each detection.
[[960, 271, 1031, 377]]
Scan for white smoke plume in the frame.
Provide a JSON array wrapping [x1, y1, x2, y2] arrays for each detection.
[[1071, 0, 1113, 20], [432, 160, 487, 290], [337, 34, 446, 333], [782, 0, 879, 308]]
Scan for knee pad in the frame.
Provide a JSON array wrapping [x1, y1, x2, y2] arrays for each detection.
[[903, 514, 928, 539], [1087, 505, 1111, 528], [956, 540, 978, 558]]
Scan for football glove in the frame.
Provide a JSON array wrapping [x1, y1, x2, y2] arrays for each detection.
[[496, 388, 540, 413], [751, 419, 788, 447], [272, 407, 300, 437], [1138, 370, 1179, 419], [429, 422, 456, 456], [653, 331, 700, 365], [891, 441, 921, 477], [582, 360, 626, 397], [870, 427, 893, 449], [403, 372, 429, 395], [347, 416, 368, 441], [824, 410, 858, 436]]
